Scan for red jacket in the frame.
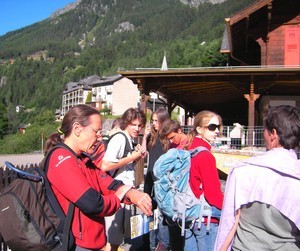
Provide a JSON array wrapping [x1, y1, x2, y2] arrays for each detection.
[[47, 145, 122, 249], [188, 137, 223, 217]]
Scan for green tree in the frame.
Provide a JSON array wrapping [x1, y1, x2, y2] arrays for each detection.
[[86, 92, 92, 103], [0, 102, 11, 139]]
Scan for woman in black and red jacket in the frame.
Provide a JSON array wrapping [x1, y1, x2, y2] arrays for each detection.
[[45, 104, 152, 251]]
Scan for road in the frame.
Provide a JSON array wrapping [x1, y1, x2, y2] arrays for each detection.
[[0, 153, 44, 168]]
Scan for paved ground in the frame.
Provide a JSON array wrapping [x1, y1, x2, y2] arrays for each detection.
[[0, 153, 44, 168]]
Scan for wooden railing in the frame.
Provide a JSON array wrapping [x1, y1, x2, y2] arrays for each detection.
[[0, 164, 33, 190]]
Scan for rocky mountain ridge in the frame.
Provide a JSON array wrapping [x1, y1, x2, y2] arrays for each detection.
[[50, 0, 83, 18], [50, 0, 228, 19], [180, 0, 227, 7]]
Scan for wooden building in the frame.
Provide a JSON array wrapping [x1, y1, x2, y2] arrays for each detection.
[[222, 0, 300, 66], [119, 0, 300, 145]]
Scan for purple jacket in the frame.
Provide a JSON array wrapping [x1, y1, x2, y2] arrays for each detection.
[[214, 148, 300, 251]]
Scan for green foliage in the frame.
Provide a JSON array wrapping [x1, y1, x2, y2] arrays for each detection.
[[0, 0, 255, 153], [34, 109, 57, 125], [100, 106, 112, 116], [86, 92, 92, 103], [0, 102, 11, 139], [0, 122, 59, 154]]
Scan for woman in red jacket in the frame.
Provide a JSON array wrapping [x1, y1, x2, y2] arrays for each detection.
[[184, 110, 224, 251], [45, 104, 152, 251]]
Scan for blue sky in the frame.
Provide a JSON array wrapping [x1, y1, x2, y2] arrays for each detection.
[[0, 0, 75, 36]]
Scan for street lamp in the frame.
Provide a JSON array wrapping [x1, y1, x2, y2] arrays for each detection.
[[150, 92, 158, 111]]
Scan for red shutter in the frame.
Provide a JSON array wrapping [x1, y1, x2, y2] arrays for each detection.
[[284, 27, 300, 66]]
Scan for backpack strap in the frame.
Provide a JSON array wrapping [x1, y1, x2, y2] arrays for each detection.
[[189, 146, 214, 232], [107, 132, 133, 178], [189, 146, 208, 158], [107, 131, 133, 158], [40, 143, 76, 251], [62, 203, 75, 251]]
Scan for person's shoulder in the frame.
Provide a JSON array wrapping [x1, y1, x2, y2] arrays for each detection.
[[47, 145, 78, 169], [106, 131, 128, 151], [48, 144, 73, 157]]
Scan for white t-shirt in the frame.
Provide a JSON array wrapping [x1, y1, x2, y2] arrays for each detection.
[[103, 131, 135, 185]]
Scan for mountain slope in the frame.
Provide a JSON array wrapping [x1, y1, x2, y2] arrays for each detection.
[[0, 0, 255, 129], [0, 0, 255, 60]]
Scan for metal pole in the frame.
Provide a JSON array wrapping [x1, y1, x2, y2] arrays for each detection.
[[41, 132, 44, 154]]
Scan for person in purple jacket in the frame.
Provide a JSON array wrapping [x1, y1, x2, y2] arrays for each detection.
[[215, 105, 300, 251]]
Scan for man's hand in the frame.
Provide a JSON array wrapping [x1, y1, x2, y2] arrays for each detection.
[[126, 189, 153, 216]]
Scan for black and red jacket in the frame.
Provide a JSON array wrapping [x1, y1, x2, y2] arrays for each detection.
[[47, 144, 124, 249]]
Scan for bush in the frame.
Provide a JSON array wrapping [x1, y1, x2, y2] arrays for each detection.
[[0, 123, 59, 154]]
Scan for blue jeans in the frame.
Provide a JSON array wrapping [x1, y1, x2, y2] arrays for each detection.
[[158, 219, 170, 248], [184, 222, 219, 251], [150, 216, 170, 250], [150, 228, 158, 250]]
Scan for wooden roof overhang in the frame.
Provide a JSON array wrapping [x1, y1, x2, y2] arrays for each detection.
[[221, 0, 300, 65], [119, 67, 300, 124]]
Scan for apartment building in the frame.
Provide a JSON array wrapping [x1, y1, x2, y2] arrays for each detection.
[[60, 74, 139, 118]]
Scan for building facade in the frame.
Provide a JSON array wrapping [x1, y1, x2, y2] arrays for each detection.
[[61, 74, 140, 118]]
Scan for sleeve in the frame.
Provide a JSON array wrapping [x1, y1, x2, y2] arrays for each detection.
[[192, 151, 224, 209], [97, 168, 125, 194], [214, 168, 238, 251], [103, 133, 126, 162]]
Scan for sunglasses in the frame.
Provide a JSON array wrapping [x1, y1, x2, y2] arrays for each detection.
[[206, 124, 221, 131]]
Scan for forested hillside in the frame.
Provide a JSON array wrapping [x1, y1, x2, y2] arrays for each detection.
[[0, 0, 255, 153]]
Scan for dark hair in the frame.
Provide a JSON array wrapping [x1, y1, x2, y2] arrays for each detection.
[[160, 119, 181, 138], [160, 119, 182, 151], [44, 104, 100, 155], [120, 108, 146, 130], [263, 105, 300, 149], [111, 118, 122, 129], [148, 107, 170, 148]]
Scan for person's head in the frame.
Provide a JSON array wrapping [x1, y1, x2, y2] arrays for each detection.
[[188, 110, 222, 144], [45, 104, 102, 155], [148, 107, 170, 149], [111, 118, 122, 130], [120, 108, 146, 138], [161, 119, 184, 145], [150, 106, 170, 132], [263, 105, 300, 150], [109, 117, 122, 136]]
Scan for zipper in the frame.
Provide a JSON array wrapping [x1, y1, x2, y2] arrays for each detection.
[[78, 209, 83, 240]]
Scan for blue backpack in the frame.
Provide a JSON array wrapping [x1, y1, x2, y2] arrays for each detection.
[[153, 147, 221, 236]]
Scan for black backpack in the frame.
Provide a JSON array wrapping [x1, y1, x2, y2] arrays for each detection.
[[0, 144, 75, 251]]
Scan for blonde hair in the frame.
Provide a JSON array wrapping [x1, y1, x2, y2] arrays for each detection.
[[185, 110, 223, 148]]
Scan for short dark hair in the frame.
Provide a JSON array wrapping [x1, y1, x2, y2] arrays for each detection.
[[111, 118, 122, 129], [161, 119, 181, 138], [120, 108, 146, 130], [263, 105, 300, 149]]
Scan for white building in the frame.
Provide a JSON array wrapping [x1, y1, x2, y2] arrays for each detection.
[[61, 74, 139, 118], [61, 80, 92, 117]]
